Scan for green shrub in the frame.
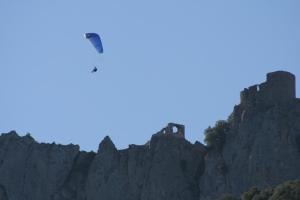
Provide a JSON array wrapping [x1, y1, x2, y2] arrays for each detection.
[[215, 180, 300, 200], [204, 120, 230, 150], [252, 186, 273, 200], [241, 187, 259, 200], [216, 193, 239, 200], [269, 180, 300, 200]]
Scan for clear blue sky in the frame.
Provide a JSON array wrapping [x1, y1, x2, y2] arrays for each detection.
[[1, 1, 300, 151]]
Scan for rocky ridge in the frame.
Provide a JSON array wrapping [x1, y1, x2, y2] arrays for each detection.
[[0, 132, 204, 200], [0, 71, 300, 200]]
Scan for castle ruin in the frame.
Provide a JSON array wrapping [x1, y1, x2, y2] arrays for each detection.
[[156, 71, 297, 139], [240, 71, 296, 106], [158, 123, 185, 138]]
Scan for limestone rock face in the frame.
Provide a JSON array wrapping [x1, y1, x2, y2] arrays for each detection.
[[53, 151, 96, 200], [1, 71, 300, 200], [0, 132, 204, 200], [199, 71, 300, 200], [0, 131, 79, 200], [0, 184, 8, 200], [85, 133, 204, 200]]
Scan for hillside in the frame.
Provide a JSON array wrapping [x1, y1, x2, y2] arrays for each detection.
[[0, 71, 299, 200]]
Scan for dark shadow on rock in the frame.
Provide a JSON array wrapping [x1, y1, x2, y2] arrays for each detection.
[[0, 184, 8, 200]]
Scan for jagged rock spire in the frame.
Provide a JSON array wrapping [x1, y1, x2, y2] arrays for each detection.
[[97, 136, 116, 153]]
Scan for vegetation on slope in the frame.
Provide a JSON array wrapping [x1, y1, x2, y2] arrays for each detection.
[[204, 120, 230, 151], [215, 180, 300, 200]]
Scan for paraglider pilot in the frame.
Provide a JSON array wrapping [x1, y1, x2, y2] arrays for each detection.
[[91, 67, 98, 73]]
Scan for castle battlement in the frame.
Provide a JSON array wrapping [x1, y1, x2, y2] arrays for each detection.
[[240, 71, 296, 105]]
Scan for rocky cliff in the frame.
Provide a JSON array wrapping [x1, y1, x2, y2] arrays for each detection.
[[0, 131, 204, 200], [199, 71, 300, 199], [0, 71, 300, 200]]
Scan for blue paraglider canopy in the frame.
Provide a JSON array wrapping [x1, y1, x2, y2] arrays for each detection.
[[84, 33, 103, 54]]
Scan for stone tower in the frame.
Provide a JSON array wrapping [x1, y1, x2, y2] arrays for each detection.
[[240, 71, 296, 106]]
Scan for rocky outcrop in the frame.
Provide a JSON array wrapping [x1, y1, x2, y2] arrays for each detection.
[[199, 71, 300, 199], [0, 131, 79, 200], [53, 151, 96, 200], [0, 132, 204, 200], [85, 133, 204, 200], [0, 71, 299, 200]]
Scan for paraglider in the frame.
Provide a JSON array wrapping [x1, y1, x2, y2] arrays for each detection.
[[84, 33, 103, 72], [91, 67, 98, 73]]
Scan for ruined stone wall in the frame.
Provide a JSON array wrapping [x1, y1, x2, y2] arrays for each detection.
[[240, 71, 296, 106], [157, 123, 185, 138]]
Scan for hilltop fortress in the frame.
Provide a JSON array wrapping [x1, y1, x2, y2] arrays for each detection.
[[200, 70, 300, 200], [240, 71, 297, 106], [227, 71, 299, 127], [0, 70, 299, 200], [158, 71, 298, 139]]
